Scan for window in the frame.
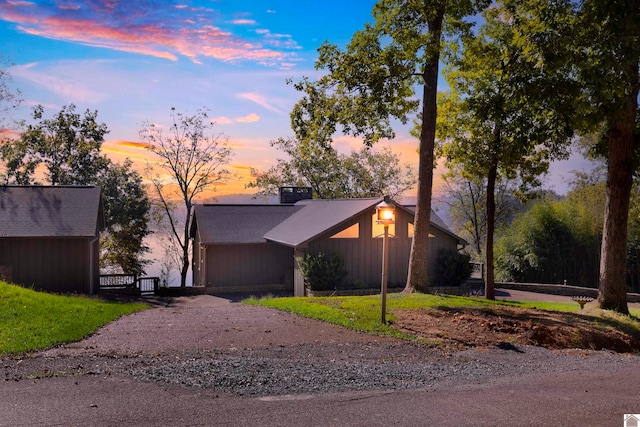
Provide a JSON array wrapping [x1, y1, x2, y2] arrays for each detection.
[[372, 214, 395, 238], [408, 223, 434, 238], [331, 223, 359, 239]]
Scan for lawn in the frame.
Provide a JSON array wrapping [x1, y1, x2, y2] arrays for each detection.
[[0, 281, 147, 355], [246, 292, 640, 352]]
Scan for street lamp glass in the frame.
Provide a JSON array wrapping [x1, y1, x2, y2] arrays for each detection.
[[376, 200, 395, 225]]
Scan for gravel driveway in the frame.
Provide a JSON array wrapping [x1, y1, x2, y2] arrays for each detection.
[[2, 294, 640, 426]]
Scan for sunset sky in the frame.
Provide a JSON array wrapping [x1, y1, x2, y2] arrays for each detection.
[[1, 0, 590, 200]]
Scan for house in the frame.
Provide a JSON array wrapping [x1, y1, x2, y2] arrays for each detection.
[[0, 185, 105, 294], [191, 188, 466, 296]]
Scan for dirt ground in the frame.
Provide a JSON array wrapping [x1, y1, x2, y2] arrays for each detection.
[[391, 292, 640, 353]]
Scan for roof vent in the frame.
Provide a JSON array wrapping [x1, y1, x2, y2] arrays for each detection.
[[279, 186, 313, 204]]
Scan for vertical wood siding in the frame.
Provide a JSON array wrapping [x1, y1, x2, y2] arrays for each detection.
[[308, 209, 459, 288], [205, 243, 294, 291], [0, 237, 93, 293]]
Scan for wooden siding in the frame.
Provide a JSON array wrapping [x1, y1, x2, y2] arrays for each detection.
[[308, 208, 459, 288], [202, 243, 294, 293], [0, 237, 96, 294]]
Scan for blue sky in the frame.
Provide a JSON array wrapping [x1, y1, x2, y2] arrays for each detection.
[[1, 0, 590, 197]]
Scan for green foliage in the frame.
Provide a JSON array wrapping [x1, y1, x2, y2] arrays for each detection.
[[296, 252, 348, 292], [495, 202, 586, 284], [0, 105, 151, 276], [433, 249, 473, 287], [99, 159, 151, 276], [7, 104, 111, 185], [0, 281, 146, 355], [247, 137, 415, 200], [437, 5, 576, 187], [0, 104, 110, 185], [496, 176, 640, 291]]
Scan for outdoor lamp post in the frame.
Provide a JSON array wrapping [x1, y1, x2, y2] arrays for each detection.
[[376, 196, 395, 324]]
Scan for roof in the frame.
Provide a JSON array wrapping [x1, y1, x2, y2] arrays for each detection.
[[192, 204, 302, 244], [192, 197, 465, 247], [0, 186, 104, 238], [264, 198, 382, 247], [403, 205, 465, 244]]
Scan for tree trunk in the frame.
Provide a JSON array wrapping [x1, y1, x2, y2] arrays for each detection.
[[468, 181, 482, 256], [404, 7, 444, 293], [179, 206, 192, 288], [180, 244, 189, 287], [598, 82, 637, 313], [485, 164, 497, 300]]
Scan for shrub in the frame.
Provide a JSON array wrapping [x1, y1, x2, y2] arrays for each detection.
[[433, 249, 473, 287], [297, 252, 348, 291]]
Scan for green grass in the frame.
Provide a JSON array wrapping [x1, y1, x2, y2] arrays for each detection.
[[245, 292, 640, 340], [0, 281, 147, 355]]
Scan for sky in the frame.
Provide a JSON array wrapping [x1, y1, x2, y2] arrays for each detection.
[[0, 0, 592, 201]]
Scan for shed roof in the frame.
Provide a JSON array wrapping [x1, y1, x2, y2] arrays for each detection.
[[0, 186, 104, 238], [192, 204, 302, 244], [264, 198, 382, 247]]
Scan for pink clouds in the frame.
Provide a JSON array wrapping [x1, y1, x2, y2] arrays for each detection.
[[235, 113, 259, 123], [0, 0, 299, 67]]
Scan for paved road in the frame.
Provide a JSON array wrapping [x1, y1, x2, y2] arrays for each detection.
[[3, 360, 639, 426]]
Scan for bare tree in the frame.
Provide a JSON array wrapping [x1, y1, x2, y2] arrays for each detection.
[[140, 108, 233, 287], [0, 57, 22, 129]]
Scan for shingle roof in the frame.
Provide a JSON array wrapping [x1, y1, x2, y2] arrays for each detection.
[[192, 198, 466, 248], [192, 204, 302, 244], [264, 198, 382, 247], [0, 186, 103, 238]]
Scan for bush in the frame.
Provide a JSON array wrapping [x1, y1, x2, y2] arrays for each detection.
[[433, 249, 473, 287], [297, 252, 348, 291]]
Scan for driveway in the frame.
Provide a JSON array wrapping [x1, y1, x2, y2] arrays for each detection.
[[2, 292, 639, 426]]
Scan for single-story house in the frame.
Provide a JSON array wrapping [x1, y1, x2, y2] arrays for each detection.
[[190, 188, 465, 296], [0, 185, 105, 294]]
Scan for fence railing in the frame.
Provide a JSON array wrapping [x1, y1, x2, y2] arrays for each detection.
[[99, 274, 159, 295]]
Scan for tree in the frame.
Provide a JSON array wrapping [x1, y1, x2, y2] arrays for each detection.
[[0, 57, 22, 128], [0, 104, 151, 275], [437, 173, 523, 260], [140, 108, 232, 287], [99, 159, 151, 276], [291, 0, 488, 293], [437, 5, 575, 299], [504, 0, 640, 313], [1, 104, 110, 185], [495, 201, 584, 285], [247, 137, 415, 199]]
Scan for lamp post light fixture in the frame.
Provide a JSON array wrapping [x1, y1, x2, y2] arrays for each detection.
[[376, 196, 395, 324]]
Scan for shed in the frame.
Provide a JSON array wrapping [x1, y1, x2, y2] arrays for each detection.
[[190, 196, 465, 296], [0, 185, 105, 294]]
